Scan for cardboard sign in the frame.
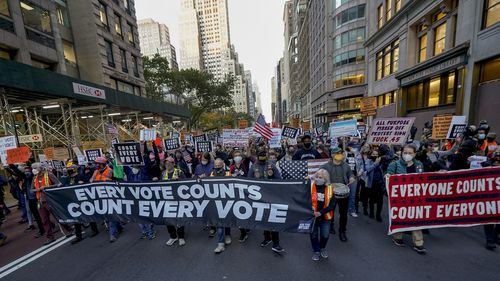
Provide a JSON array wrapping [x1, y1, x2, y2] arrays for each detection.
[[113, 143, 143, 165], [329, 119, 357, 138], [238, 119, 248, 129], [6, 147, 30, 164], [269, 128, 282, 148], [196, 141, 213, 153], [291, 118, 300, 128], [302, 122, 311, 131], [205, 128, 219, 142], [360, 97, 377, 116], [432, 114, 453, 140], [164, 138, 181, 151], [53, 147, 70, 161], [18, 134, 43, 144], [85, 149, 102, 162], [43, 147, 55, 161], [282, 126, 300, 139], [446, 116, 467, 139], [0, 136, 17, 164], [222, 129, 250, 147], [193, 134, 207, 143], [367, 117, 416, 145], [140, 129, 157, 141]]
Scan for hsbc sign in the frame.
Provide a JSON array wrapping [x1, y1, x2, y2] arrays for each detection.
[[72, 82, 106, 100], [19, 134, 43, 143]]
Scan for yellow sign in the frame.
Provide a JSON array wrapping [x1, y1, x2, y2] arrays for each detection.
[[302, 122, 311, 130], [432, 114, 453, 140], [291, 118, 300, 128]]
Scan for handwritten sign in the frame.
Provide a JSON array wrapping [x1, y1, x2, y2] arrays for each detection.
[[53, 147, 70, 161], [432, 114, 453, 140], [222, 129, 250, 147], [367, 117, 415, 145], [0, 136, 17, 164], [6, 147, 30, 164]]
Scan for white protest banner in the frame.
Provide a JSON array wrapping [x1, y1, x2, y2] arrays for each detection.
[[367, 117, 416, 145], [113, 143, 143, 165], [18, 134, 43, 144], [85, 149, 102, 162], [164, 138, 181, 151], [0, 136, 17, 164], [196, 141, 213, 153], [140, 129, 157, 141], [329, 119, 357, 138], [222, 129, 250, 147], [281, 126, 300, 139], [446, 116, 467, 139], [269, 128, 282, 148]]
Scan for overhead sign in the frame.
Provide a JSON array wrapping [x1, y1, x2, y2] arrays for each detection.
[[432, 114, 453, 140], [282, 126, 300, 139], [6, 147, 30, 164], [269, 128, 282, 149], [196, 141, 213, 153], [0, 136, 17, 164], [113, 143, 143, 165], [367, 117, 415, 145], [360, 97, 377, 116], [18, 134, 43, 144], [85, 149, 103, 162], [446, 116, 467, 139], [72, 82, 106, 100], [222, 129, 250, 147], [329, 119, 358, 138], [164, 138, 181, 151]]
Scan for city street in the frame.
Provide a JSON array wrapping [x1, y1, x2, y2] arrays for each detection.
[[1, 205, 498, 281]]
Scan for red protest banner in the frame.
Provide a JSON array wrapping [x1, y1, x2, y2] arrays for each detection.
[[7, 147, 30, 164], [387, 167, 500, 235]]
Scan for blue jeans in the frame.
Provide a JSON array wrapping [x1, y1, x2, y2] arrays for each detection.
[[310, 220, 331, 252], [138, 223, 154, 237], [217, 227, 231, 243], [108, 221, 122, 239], [348, 181, 358, 213]]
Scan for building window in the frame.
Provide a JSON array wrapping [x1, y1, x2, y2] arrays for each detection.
[[56, 2, 70, 27], [377, 5, 383, 29], [114, 13, 122, 37], [335, 0, 350, 8], [333, 48, 364, 67], [406, 71, 457, 110], [428, 77, 441, 107], [62, 40, 77, 66], [127, 23, 134, 45], [104, 40, 114, 67], [132, 55, 139, 77], [98, 2, 108, 28], [434, 22, 446, 56], [333, 27, 365, 49], [0, 47, 13, 60], [396, 0, 401, 12], [418, 34, 427, 63], [386, 0, 393, 21], [333, 70, 365, 89], [20, 1, 52, 34], [484, 0, 500, 28], [376, 39, 399, 80], [113, 79, 135, 95], [377, 91, 396, 107], [124, 0, 131, 14], [120, 48, 128, 72], [337, 97, 361, 111], [31, 58, 53, 70], [335, 4, 365, 28], [446, 72, 456, 104], [0, 0, 10, 17], [479, 57, 500, 83]]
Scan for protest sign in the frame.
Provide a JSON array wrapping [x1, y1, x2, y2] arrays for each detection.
[[6, 147, 30, 164], [111, 138, 120, 145], [222, 129, 249, 147], [329, 119, 357, 138], [53, 147, 70, 161], [360, 97, 377, 116], [432, 114, 453, 140], [45, 178, 312, 233], [113, 143, 143, 165], [193, 134, 207, 143], [387, 167, 500, 235], [366, 117, 415, 145], [314, 126, 324, 137], [238, 119, 248, 129], [52, 160, 65, 171], [85, 149, 102, 162], [43, 147, 55, 161], [164, 138, 181, 151], [282, 126, 300, 139], [223, 124, 233, 130], [302, 122, 311, 131], [196, 141, 213, 153], [446, 116, 467, 139], [72, 146, 84, 157], [469, 156, 488, 169], [77, 155, 86, 165], [205, 128, 219, 142], [357, 125, 367, 135], [0, 136, 17, 164], [140, 129, 156, 141], [269, 128, 282, 149]]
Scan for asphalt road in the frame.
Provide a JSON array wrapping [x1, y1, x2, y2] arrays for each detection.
[[2, 206, 498, 281]]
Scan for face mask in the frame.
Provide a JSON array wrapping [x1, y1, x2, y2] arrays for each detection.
[[315, 178, 325, 186], [215, 167, 223, 171], [234, 156, 242, 163], [478, 134, 486, 140], [202, 160, 208, 165], [132, 168, 140, 174], [303, 143, 312, 149], [403, 154, 414, 162], [32, 169, 39, 175], [334, 154, 344, 162]]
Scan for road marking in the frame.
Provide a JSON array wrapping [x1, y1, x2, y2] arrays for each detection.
[[0, 236, 73, 279]]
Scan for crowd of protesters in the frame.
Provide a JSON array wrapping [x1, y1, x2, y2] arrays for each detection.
[[0, 119, 498, 261]]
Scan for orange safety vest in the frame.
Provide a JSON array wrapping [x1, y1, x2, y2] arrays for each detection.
[[311, 182, 334, 220], [486, 141, 498, 157], [33, 172, 51, 201], [95, 167, 112, 182]]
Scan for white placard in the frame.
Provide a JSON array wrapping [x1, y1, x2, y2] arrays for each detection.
[[0, 136, 17, 164]]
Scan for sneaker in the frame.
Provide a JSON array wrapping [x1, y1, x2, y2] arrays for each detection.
[[413, 245, 427, 254], [329, 228, 336, 235], [25, 225, 36, 232], [34, 232, 44, 238], [312, 252, 320, 261], [224, 235, 232, 245], [320, 249, 328, 259], [109, 236, 117, 243], [392, 238, 405, 247], [260, 239, 272, 247], [0, 236, 6, 246], [139, 233, 147, 240], [71, 237, 84, 245], [214, 243, 225, 253], [148, 232, 157, 240], [339, 232, 348, 242], [166, 238, 178, 246], [238, 234, 249, 243], [485, 242, 496, 251], [178, 239, 186, 246], [208, 229, 216, 237], [272, 245, 285, 253], [350, 212, 358, 218]]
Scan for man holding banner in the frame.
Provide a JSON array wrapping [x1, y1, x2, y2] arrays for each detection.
[[162, 157, 187, 247]]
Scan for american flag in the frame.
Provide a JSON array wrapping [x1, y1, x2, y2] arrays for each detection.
[[253, 114, 273, 140], [278, 159, 330, 180]]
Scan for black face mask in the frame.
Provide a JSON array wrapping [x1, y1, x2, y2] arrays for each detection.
[[370, 156, 378, 161], [303, 143, 312, 149]]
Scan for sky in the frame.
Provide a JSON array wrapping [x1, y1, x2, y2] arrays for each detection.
[[135, 0, 286, 121]]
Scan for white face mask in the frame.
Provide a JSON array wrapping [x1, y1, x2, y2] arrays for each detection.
[[234, 156, 242, 163], [32, 169, 39, 175], [315, 178, 325, 186], [403, 154, 414, 162], [202, 160, 208, 165], [132, 168, 139, 175]]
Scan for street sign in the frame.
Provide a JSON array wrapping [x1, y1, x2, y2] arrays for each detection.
[[18, 134, 43, 143]]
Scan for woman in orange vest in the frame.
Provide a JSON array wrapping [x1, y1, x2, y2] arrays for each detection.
[[310, 169, 336, 261]]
